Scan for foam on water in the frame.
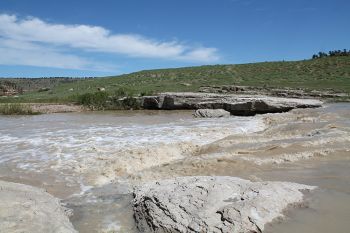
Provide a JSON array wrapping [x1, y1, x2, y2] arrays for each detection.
[[0, 112, 265, 188]]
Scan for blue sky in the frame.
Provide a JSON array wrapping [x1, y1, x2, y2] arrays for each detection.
[[0, 0, 349, 77]]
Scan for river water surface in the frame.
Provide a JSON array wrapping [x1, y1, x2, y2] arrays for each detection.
[[0, 104, 349, 232]]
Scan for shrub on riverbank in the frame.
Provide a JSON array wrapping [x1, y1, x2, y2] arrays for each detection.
[[77, 92, 109, 110], [0, 103, 39, 115], [77, 89, 141, 110]]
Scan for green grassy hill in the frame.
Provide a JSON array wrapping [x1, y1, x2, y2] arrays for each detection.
[[1, 56, 350, 103]]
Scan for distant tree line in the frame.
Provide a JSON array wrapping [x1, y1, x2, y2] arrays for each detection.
[[312, 49, 350, 59]]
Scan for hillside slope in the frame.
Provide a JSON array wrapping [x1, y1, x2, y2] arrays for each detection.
[[2, 56, 349, 103]]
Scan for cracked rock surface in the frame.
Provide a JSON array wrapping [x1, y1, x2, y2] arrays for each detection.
[[133, 176, 315, 233]]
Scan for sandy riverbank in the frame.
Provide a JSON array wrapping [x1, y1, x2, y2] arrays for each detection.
[[29, 103, 85, 114]]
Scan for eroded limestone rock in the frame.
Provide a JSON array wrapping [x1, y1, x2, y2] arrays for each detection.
[[0, 180, 77, 233], [194, 108, 231, 118], [141, 93, 322, 116], [133, 176, 315, 233]]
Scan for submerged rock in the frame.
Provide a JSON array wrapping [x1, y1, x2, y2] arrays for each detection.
[[133, 176, 315, 233], [0, 180, 77, 233], [194, 108, 231, 118], [141, 92, 323, 116]]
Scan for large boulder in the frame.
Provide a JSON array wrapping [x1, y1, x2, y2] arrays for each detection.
[[0, 180, 77, 233], [194, 109, 231, 118], [141, 92, 322, 116], [133, 176, 315, 233]]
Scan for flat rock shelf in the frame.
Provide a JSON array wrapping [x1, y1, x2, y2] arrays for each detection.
[[141, 92, 323, 116]]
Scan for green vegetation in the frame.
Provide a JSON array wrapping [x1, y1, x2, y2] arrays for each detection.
[[1, 56, 349, 103], [77, 88, 141, 110], [78, 92, 110, 110], [0, 103, 39, 115]]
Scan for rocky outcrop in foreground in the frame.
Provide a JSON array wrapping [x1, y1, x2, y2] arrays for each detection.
[[0, 180, 77, 233], [133, 176, 315, 233], [194, 108, 231, 118], [141, 92, 322, 116]]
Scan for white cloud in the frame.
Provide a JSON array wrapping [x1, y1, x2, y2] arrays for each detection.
[[0, 38, 115, 71], [179, 47, 220, 62], [0, 14, 220, 71]]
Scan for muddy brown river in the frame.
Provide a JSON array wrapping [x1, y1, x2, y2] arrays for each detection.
[[0, 103, 349, 232]]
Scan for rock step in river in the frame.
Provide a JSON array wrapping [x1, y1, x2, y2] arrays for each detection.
[[141, 92, 323, 116], [0, 177, 315, 233]]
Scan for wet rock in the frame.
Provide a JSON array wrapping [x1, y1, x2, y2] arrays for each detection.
[[141, 92, 322, 116], [194, 109, 231, 118], [0, 180, 77, 233], [141, 96, 160, 109], [133, 176, 315, 233]]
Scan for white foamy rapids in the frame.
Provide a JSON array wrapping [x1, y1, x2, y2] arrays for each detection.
[[0, 114, 265, 186]]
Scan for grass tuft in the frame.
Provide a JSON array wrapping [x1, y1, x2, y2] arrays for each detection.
[[0, 103, 39, 115]]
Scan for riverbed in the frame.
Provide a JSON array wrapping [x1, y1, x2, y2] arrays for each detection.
[[0, 104, 349, 232]]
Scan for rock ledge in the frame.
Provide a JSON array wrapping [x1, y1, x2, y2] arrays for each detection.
[[141, 92, 322, 116], [133, 176, 315, 233]]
